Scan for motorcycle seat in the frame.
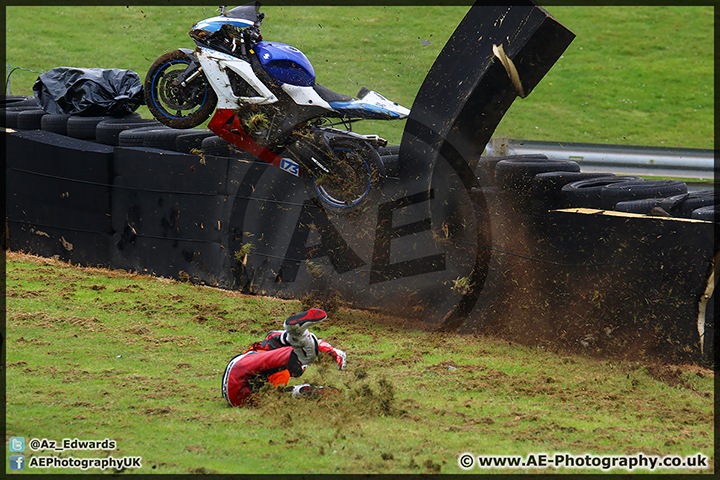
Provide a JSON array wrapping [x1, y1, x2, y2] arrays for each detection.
[[313, 84, 352, 103]]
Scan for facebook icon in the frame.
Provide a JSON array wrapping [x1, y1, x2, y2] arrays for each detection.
[[10, 454, 25, 470]]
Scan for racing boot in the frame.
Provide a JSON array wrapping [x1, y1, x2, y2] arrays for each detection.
[[283, 309, 327, 340], [283, 309, 327, 365]]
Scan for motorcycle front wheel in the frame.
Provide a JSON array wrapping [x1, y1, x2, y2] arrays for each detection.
[[306, 137, 386, 216], [144, 50, 217, 129]]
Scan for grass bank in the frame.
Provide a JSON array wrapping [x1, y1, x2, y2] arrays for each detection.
[[5, 252, 714, 474]]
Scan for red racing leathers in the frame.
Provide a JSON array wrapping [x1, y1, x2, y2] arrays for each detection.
[[221, 329, 345, 407]]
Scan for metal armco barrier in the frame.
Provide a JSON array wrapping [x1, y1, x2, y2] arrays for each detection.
[[485, 137, 715, 181]]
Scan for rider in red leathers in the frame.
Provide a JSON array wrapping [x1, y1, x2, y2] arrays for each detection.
[[221, 308, 346, 407]]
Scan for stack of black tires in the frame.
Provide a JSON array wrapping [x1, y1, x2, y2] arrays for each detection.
[[476, 154, 716, 221], [2, 94, 402, 174], [1, 94, 219, 154]]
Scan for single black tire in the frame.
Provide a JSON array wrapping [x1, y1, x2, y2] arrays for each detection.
[[145, 50, 217, 129], [614, 198, 664, 214], [0, 94, 30, 105], [691, 205, 716, 222], [15, 109, 47, 130], [40, 113, 73, 135], [175, 129, 215, 154], [95, 117, 161, 146], [67, 115, 116, 140], [142, 128, 191, 151], [2, 106, 42, 128], [600, 180, 687, 210], [561, 176, 644, 209], [495, 157, 580, 191], [2, 109, 22, 128], [200, 135, 253, 158], [476, 154, 548, 187], [118, 125, 172, 147], [676, 190, 720, 218], [306, 136, 386, 216], [0, 95, 40, 108], [381, 154, 399, 177]]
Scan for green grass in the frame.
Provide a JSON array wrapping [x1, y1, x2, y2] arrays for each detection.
[[5, 252, 714, 474], [4, 5, 713, 148]]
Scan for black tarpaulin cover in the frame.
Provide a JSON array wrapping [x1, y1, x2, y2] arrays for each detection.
[[33, 67, 144, 116]]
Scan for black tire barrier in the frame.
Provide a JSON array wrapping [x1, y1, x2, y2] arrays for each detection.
[[461, 196, 715, 363], [112, 232, 231, 286], [117, 125, 171, 147], [15, 109, 47, 130], [111, 148, 232, 235], [560, 176, 644, 209], [95, 117, 159, 146], [142, 128, 192, 151], [111, 148, 235, 285], [692, 205, 716, 222], [175, 129, 215, 154], [475, 154, 547, 188], [8, 222, 115, 268], [67, 115, 116, 140], [600, 180, 688, 210], [41, 113, 73, 135], [495, 157, 581, 191], [6, 130, 115, 266], [200, 135, 253, 158]]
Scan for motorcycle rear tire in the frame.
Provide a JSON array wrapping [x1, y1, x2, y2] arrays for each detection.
[[144, 50, 217, 129], [306, 137, 385, 216]]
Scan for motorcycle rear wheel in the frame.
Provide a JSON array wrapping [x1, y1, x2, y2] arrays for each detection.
[[145, 50, 217, 129], [307, 137, 386, 216]]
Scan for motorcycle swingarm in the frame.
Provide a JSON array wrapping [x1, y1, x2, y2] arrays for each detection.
[[283, 128, 368, 180], [208, 108, 302, 177]]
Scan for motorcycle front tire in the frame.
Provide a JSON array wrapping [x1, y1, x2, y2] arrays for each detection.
[[144, 50, 217, 129]]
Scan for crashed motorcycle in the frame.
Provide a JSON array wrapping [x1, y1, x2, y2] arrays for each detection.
[[144, 2, 409, 214]]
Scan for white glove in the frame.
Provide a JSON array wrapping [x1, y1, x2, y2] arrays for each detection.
[[333, 348, 347, 370]]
